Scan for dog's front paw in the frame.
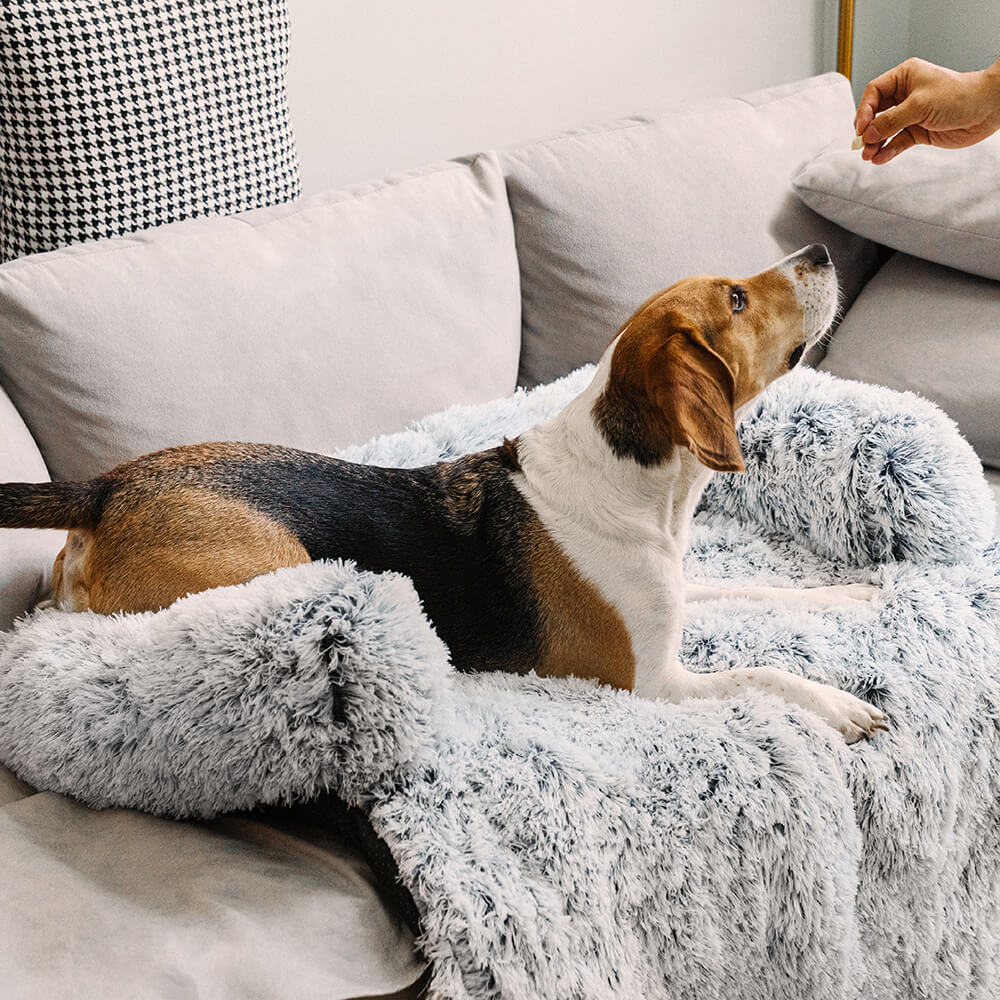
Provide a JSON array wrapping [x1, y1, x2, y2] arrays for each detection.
[[815, 686, 890, 744]]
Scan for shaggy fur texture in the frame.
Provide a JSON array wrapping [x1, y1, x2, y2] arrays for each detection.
[[701, 367, 996, 565], [0, 562, 452, 815], [1, 368, 998, 999]]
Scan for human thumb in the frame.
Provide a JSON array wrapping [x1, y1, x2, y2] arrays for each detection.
[[862, 98, 922, 142]]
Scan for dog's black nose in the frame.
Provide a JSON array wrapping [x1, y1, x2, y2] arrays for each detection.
[[804, 243, 831, 266]]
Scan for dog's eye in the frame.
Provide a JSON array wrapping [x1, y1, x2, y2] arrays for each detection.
[[730, 286, 747, 313]]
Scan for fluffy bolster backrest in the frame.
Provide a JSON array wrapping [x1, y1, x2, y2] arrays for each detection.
[[700, 367, 996, 566], [0, 561, 451, 817]]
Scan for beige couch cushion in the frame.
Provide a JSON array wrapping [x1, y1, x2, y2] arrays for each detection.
[[502, 73, 881, 386], [0, 153, 520, 482], [0, 389, 63, 628], [0, 792, 424, 1000]]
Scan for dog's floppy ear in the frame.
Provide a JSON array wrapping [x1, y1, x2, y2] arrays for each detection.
[[650, 326, 745, 473]]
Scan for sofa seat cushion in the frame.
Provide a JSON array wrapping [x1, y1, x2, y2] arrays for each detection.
[[987, 468, 1000, 533], [820, 252, 1000, 469], [0, 790, 425, 1000], [502, 73, 881, 387], [0, 153, 521, 482]]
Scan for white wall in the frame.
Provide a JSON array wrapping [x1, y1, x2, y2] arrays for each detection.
[[285, 0, 838, 196]]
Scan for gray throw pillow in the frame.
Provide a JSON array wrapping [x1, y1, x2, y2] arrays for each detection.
[[793, 134, 1000, 282], [0, 0, 301, 261], [820, 252, 1000, 468]]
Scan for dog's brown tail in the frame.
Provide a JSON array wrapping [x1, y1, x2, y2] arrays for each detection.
[[0, 481, 105, 529]]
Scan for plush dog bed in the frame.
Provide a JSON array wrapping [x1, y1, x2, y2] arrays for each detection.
[[1, 366, 998, 1000]]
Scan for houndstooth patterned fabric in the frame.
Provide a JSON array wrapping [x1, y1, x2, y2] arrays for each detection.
[[0, 1, 301, 262]]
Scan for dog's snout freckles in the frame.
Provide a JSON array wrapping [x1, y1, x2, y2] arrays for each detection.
[[773, 245, 840, 345]]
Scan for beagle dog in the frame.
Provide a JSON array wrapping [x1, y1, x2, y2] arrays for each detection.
[[0, 243, 888, 743]]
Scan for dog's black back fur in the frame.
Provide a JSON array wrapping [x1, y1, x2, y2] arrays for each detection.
[[184, 443, 542, 674], [0, 440, 547, 673]]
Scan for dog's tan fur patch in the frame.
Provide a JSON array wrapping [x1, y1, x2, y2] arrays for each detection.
[[529, 521, 636, 690], [53, 487, 309, 614], [592, 269, 807, 470]]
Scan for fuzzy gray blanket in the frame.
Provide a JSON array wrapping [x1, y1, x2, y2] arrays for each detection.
[[1, 367, 999, 1000]]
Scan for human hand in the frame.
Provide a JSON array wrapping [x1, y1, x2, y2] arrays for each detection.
[[854, 57, 1000, 164]]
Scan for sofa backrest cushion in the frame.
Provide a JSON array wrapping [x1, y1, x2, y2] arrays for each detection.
[[0, 388, 64, 628], [0, 153, 520, 482], [503, 73, 882, 386]]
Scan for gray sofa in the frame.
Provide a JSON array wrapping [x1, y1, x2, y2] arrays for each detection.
[[0, 72, 995, 999]]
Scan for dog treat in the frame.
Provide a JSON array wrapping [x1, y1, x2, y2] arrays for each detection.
[[852, 135, 865, 151]]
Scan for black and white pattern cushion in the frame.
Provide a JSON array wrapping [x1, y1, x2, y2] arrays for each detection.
[[0, 1, 301, 261]]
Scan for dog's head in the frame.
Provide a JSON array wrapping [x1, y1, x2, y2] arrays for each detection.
[[593, 244, 838, 471]]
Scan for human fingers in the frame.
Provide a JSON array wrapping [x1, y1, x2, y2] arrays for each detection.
[[861, 95, 928, 145], [859, 137, 882, 162], [854, 64, 907, 134], [868, 125, 923, 164], [855, 84, 882, 135]]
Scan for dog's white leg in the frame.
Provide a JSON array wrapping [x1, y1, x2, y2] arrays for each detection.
[[684, 582, 879, 608], [651, 663, 889, 744]]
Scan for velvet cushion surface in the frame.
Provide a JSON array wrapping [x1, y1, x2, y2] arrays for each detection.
[[502, 73, 881, 387], [794, 133, 1000, 282], [0, 154, 521, 483]]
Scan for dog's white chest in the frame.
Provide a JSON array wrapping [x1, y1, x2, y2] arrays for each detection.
[[514, 457, 695, 699], [512, 354, 716, 698]]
